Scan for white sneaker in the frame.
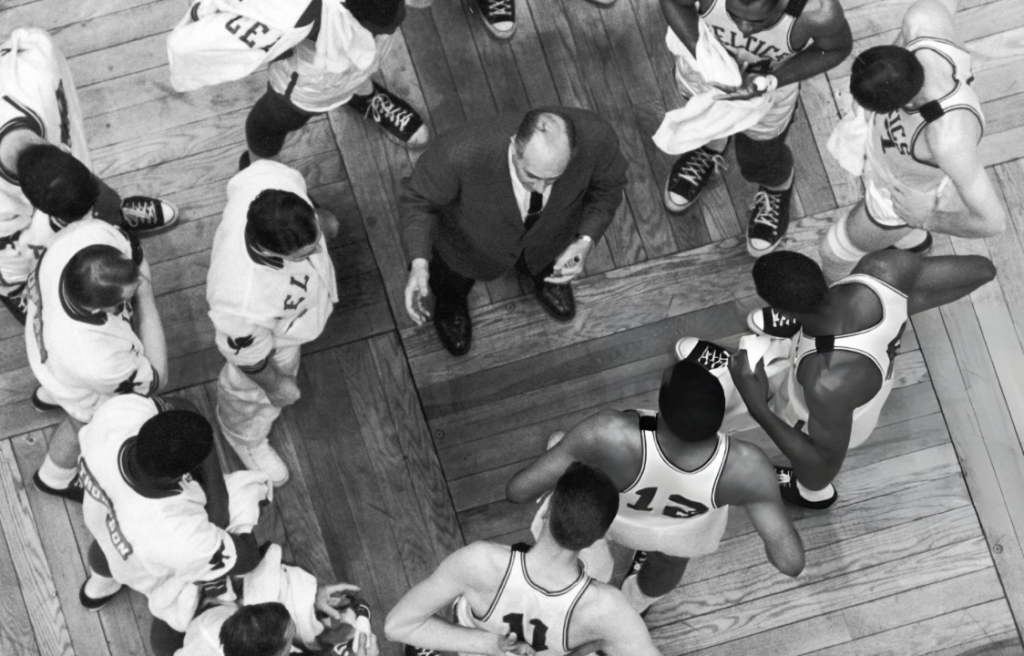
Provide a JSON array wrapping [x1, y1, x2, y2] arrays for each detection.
[[674, 337, 731, 373], [236, 442, 289, 487]]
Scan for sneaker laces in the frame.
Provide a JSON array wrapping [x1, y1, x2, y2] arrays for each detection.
[[696, 344, 730, 370], [769, 309, 796, 327], [672, 149, 725, 187], [121, 199, 162, 228], [366, 92, 413, 133], [482, 0, 513, 20], [750, 190, 782, 229], [776, 469, 793, 485]]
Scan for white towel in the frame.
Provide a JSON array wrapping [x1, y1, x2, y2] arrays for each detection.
[[653, 21, 779, 155], [827, 92, 872, 176]]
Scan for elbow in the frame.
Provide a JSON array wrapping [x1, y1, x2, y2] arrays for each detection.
[[980, 257, 998, 284], [383, 611, 410, 645], [780, 551, 806, 577], [506, 478, 529, 505], [977, 212, 1006, 238]]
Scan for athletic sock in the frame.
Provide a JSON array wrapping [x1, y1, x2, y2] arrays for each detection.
[[38, 455, 78, 489], [796, 480, 836, 502], [621, 572, 660, 614], [84, 571, 122, 599]]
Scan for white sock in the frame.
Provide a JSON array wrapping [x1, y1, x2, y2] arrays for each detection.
[[84, 571, 121, 599], [797, 480, 836, 502], [38, 455, 78, 489], [893, 228, 929, 250], [621, 572, 660, 614]]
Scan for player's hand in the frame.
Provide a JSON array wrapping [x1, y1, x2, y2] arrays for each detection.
[[490, 633, 536, 656], [890, 179, 934, 229], [728, 351, 769, 409], [315, 582, 361, 621], [712, 73, 772, 101], [316, 208, 341, 240], [351, 632, 380, 656], [405, 259, 432, 325], [267, 375, 301, 407], [544, 237, 592, 284]]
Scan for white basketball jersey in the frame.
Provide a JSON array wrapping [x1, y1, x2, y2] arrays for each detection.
[[700, 0, 809, 72], [614, 409, 730, 531], [777, 274, 909, 449], [454, 543, 592, 655]]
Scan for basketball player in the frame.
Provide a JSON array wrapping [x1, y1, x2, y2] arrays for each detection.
[[818, 0, 1006, 282], [686, 248, 994, 509], [175, 543, 377, 656], [207, 159, 338, 486], [78, 396, 266, 653], [386, 463, 662, 656], [660, 0, 852, 256], [0, 28, 176, 323], [25, 219, 168, 504], [506, 361, 805, 615]]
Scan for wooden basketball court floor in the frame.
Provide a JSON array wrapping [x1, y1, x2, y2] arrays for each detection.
[[1, 0, 1024, 654]]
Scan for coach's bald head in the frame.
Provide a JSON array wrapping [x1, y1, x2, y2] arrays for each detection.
[[511, 110, 575, 194]]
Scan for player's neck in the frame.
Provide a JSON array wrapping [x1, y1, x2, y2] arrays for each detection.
[[528, 537, 585, 581], [0, 128, 45, 174], [655, 416, 717, 468]]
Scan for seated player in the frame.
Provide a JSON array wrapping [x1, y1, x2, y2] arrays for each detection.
[[175, 543, 379, 656], [207, 160, 338, 486], [386, 463, 662, 656], [507, 361, 805, 615], [25, 220, 168, 504], [0, 28, 177, 323], [684, 249, 995, 509], [818, 0, 1005, 283], [79, 397, 266, 655]]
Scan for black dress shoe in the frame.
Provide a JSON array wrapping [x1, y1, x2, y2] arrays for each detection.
[[433, 304, 472, 356], [34, 470, 85, 503], [79, 578, 124, 611], [535, 281, 576, 322]]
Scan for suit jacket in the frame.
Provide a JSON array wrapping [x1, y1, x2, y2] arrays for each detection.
[[399, 107, 628, 280]]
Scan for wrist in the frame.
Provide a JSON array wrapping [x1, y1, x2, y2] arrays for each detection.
[[410, 258, 429, 272]]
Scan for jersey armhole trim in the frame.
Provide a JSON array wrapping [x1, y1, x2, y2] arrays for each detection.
[[477, 548, 516, 622], [562, 578, 593, 653], [709, 434, 729, 510], [619, 410, 647, 495]]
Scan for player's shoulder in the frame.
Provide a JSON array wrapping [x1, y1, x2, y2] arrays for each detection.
[[570, 579, 647, 638], [441, 541, 515, 589], [802, 352, 880, 411], [717, 438, 776, 502], [87, 394, 161, 432], [799, 0, 849, 32]]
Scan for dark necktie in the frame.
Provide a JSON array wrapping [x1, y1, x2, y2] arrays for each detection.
[[524, 191, 543, 232]]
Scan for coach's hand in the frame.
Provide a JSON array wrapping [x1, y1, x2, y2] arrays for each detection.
[[405, 259, 432, 325], [267, 375, 301, 407], [545, 237, 592, 284]]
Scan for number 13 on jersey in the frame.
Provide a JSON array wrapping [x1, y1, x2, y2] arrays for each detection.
[[627, 486, 708, 518]]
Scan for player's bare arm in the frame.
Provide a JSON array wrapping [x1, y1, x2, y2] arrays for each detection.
[[567, 583, 663, 656], [771, 0, 853, 87], [715, 440, 805, 576], [506, 410, 636, 503], [133, 257, 169, 391], [854, 250, 997, 316], [196, 439, 231, 529], [729, 353, 867, 489], [660, 0, 701, 57], [384, 543, 533, 656], [910, 119, 1007, 237], [226, 532, 262, 576]]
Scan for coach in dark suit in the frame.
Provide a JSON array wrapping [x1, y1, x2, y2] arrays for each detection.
[[400, 107, 628, 356]]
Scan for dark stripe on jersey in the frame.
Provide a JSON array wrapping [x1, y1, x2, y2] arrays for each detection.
[[562, 578, 592, 653], [478, 547, 517, 622], [284, 72, 300, 100]]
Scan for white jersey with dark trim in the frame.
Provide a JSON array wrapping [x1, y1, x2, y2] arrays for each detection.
[[206, 160, 337, 371], [699, 0, 809, 73], [865, 37, 984, 194], [777, 273, 909, 449], [614, 409, 730, 531], [454, 543, 592, 656], [23, 219, 157, 423], [79, 394, 239, 632]]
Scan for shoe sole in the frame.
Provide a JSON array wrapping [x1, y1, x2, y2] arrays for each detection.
[[674, 336, 698, 362], [746, 310, 766, 336], [663, 187, 699, 213], [746, 236, 785, 258], [368, 117, 431, 150], [30, 390, 62, 413]]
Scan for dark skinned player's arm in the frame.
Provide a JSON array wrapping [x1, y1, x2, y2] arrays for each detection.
[[226, 533, 262, 575], [771, 0, 853, 87], [715, 441, 805, 576], [660, 0, 701, 57], [853, 250, 997, 317], [506, 411, 618, 504], [160, 397, 231, 529]]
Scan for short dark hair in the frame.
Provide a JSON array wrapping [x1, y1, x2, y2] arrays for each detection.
[[850, 45, 925, 114], [220, 602, 293, 656], [659, 361, 725, 441], [17, 143, 98, 222], [734, 0, 781, 6], [548, 462, 618, 551], [135, 410, 214, 479], [246, 189, 318, 257], [63, 244, 140, 309], [752, 251, 829, 312], [514, 110, 576, 156]]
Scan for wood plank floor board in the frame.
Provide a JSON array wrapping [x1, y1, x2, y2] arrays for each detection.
[[0, 488, 39, 656], [49, 0, 179, 63], [71, 34, 167, 92], [0, 0, 159, 37], [10, 431, 112, 656], [647, 536, 993, 652], [0, 440, 74, 656]]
